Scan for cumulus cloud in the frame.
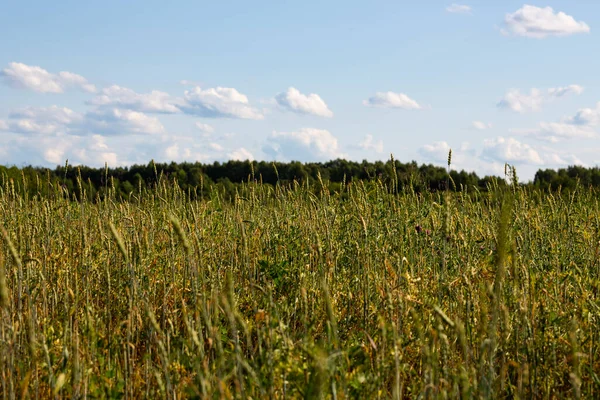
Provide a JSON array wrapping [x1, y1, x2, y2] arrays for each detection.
[[498, 85, 583, 113], [419, 141, 453, 163], [446, 4, 471, 14], [0, 131, 121, 167], [513, 123, 597, 143], [511, 101, 600, 142], [275, 87, 333, 117], [10, 106, 83, 125], [482, 137, 543, 165], [503, 5, 590, 38], [544, 152, 583, 166], [363, 92, 421, 110], [2, 119, 62, 135], [358, 134, 384, 153], [1, 62, 96, 93], [0, 106, 83, 135], [66, 135, 119, 166], [498, 89, 544, 113], [418, 141, 478, 172], [263, 128, 342, 161], [89, 85, 181, 113], [162, 139, 226, 164], [89, 84, 263, 120], [471, 121, 492, 130], [84, 109, 165, 135], [195, 122, 214, 133], [228, 147, 254, 161], [566, 102, 600, 126], [182, 86, 264, 119], [0, 105, 164, 136], [165, 144, 191, 161], [161, 136, 251, 163]]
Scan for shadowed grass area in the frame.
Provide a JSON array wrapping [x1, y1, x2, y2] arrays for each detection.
[[0, 166, 599, 398]]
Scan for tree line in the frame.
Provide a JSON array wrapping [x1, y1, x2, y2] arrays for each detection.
[[0, 159, 598, 201]]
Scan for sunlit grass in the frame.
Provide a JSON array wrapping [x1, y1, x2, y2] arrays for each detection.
[[0, 165, 599, 398]]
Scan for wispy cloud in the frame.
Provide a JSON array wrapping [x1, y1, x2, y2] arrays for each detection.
[[194, 122, 214, 133], [471, 121, 492, 130], [363, 91, 421, 110], [358, 134, 384, 153], [446, 4, 471, 14]]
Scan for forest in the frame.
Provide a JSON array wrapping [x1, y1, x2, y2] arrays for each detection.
[[1, 159, 600, 201]]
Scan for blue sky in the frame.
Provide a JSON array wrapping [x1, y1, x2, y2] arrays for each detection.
[[1, 1, 599, 180]]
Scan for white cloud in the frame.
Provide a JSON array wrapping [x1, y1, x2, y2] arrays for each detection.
[[10, 105, 83, 125], [544, 152, 583, 166], [275, 87, 333, 117], [446, 4, 471, 14], [511, 101, 600, 142], [264, 128, 342, 161], [84, 108, 165, 135], [419, 141, 452, 163], [4, 119, 63, 135], [566, 102, 600, 126], [195, 122, 214, 133], [0, 131, 122, 167], [154, 133, 253, 164], [548, 84, 584, 97], [90, 84, 266, 120], [90, 134, 109, 150], [358, 134, 384, 153], [482, 137, 543, 165], [57, 71, 97, 93], [418, 141, 474, 171], [44, 147, 66, 164], [503, 5, 590, 38], [228, 147, 254, 161], [0, 105, 164, 137], [165, 144, 186, 160], [1, 62, 96, 93], [47, 135, 118, 166], [89, 85, 181, 113], [180, 80, 202, 86], [363, 92, 421, 110], [161, 140, 219, 163], [498, 85, 583, 113], [520, 122, 597, 142], [497, 88, 544, 113], [0, 106, 83, 135], [208, 142, 224, 151], [182, 86, 264, 119], [471, 121, 492, 130], [0, 120, 7, 131]]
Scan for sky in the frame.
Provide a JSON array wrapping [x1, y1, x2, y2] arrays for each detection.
[[1, 1, 599, 181]]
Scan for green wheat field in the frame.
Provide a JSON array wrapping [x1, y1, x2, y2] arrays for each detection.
[[1, 164, 599, 399]]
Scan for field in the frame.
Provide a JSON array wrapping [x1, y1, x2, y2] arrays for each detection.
[[1, 169, 600, 398]]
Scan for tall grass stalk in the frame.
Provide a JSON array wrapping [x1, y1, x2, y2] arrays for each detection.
[[0, 166, 598, 398]]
